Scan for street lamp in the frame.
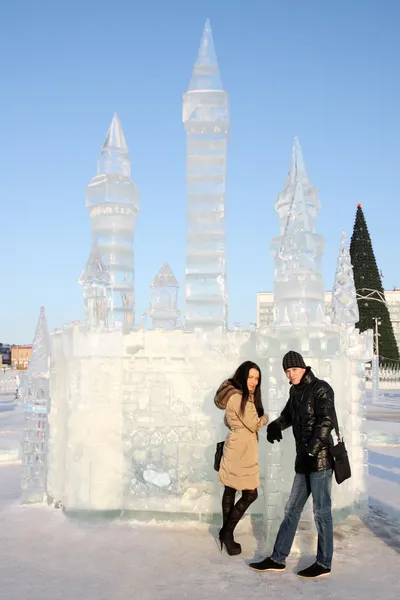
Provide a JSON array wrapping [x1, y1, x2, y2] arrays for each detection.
[[372, 316, 381, 404], [373, 316, 382, 358]]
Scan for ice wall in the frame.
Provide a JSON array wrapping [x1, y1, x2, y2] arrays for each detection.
[[183, 20, 230, 333], [0, 370, 18, 395], [86, 114, 140, 331], [47, 326, 254, 516]]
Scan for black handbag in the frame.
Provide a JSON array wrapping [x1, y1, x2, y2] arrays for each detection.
[[329, 410, 351, 485], [214, 441, 224, 472]]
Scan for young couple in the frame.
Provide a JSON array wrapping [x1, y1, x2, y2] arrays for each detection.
[[214, 351, 335, 579]]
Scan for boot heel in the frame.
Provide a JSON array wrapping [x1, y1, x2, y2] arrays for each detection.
[[219, 529, 241, 556]]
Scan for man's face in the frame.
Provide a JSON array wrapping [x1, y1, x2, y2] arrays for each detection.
[[285, 367, 306, 385]]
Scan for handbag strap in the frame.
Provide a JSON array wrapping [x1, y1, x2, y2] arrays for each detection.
[[332, 408, 341, 443]]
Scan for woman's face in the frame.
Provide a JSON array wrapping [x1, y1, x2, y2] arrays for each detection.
[[247, 368, 260, 393]]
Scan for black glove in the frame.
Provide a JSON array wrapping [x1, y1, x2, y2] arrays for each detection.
[[267, 421, 283, 444]]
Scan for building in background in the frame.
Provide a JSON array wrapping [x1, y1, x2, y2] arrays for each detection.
[[0, 344, 11, 367], [11, 345, 32, 369], [257, 289, 400, 350]]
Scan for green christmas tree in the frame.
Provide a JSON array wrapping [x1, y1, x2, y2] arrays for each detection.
[[349, 204, 399, 363]]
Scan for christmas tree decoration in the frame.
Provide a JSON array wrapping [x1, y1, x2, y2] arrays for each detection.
[[350, 204, 399, 362]]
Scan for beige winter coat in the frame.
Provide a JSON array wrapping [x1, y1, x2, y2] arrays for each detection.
[[215, 381, 268, 491]]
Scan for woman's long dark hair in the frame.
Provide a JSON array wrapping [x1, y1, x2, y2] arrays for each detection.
[[229, 361, 264, 418]]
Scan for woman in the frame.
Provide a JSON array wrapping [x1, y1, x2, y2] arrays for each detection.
[[214, 361, 268, 555]]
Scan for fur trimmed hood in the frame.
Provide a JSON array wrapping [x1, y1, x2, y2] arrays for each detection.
[[214, 379, 242, 410]]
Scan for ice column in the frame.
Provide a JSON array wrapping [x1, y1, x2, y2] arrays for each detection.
[[149, 263, 180, 330], [21, 306, 51, 504], [86, 114, 140, 331], [183, 19, 230, 332]]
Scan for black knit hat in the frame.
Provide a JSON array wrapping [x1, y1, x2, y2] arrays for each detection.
[[282, 351, 307, 371]]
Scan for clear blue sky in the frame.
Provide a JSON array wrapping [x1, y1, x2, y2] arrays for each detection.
[[2, 0, 400, 344]]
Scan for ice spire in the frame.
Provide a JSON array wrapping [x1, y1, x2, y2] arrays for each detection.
[[272, 139, 325, 325], [98, 113, 130, 177], [28, 307, 51, 379], [331, 230, 359, 326], [150, 262, 179, 288], [103, 113, 127, 150], [276, 137, 320, 225], [188, 19, 222, 91]]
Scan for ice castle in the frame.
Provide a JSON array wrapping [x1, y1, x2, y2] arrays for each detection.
[[22, 20, 372, 552]]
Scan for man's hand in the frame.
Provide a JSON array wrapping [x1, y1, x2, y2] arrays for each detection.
[[266, 420, 283, 444]]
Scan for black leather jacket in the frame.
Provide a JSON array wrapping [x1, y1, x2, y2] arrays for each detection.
[[275, 369, 335, 473]]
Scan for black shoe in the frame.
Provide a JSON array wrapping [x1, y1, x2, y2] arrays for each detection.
[[297, 562, 331, 578], [219, 528, 241, 556], [249, 557, 286, 572]]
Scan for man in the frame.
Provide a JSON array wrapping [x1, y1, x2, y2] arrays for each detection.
[[249, 350, 335, 578]]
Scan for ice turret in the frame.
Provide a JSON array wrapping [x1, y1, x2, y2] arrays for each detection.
[[149, 262, 179, 331], [86, 114, 140, 331], [183, 20, 229, 332], [271, 138, 325, 325], [331, 231, 359, 326], [21, 306, 51, 504], [79, 243, 112, 328]]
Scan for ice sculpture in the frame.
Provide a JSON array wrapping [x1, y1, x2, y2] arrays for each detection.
[[257, 139, 372, 553], [21, 307, 51, 504], [45, 26, 371, 547], [79, 243, 112, 328], [86, 114, 140, 331], [149, 263, 180, 330], [183, 19, 230, 333]]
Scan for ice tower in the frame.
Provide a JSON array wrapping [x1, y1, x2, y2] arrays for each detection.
[[258, 138, 372, 553], [183, 19, 230, 332], [86, 114, 140, 331]]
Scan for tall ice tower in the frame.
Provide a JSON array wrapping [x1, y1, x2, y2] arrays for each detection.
[[183, 19, 230, 332], [86, 114, 140, 331]]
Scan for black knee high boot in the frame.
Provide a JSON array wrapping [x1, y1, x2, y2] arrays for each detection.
[[220, 489, 258, 556], [220, 486, 241, 553]]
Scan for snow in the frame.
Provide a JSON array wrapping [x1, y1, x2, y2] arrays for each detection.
[[1, 394, 399, 599]]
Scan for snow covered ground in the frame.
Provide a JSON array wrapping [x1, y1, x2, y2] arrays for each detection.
[[0, 393, 399, 600]]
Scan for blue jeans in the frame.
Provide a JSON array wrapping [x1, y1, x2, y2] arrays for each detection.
[[271, 469, 333, 569]]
